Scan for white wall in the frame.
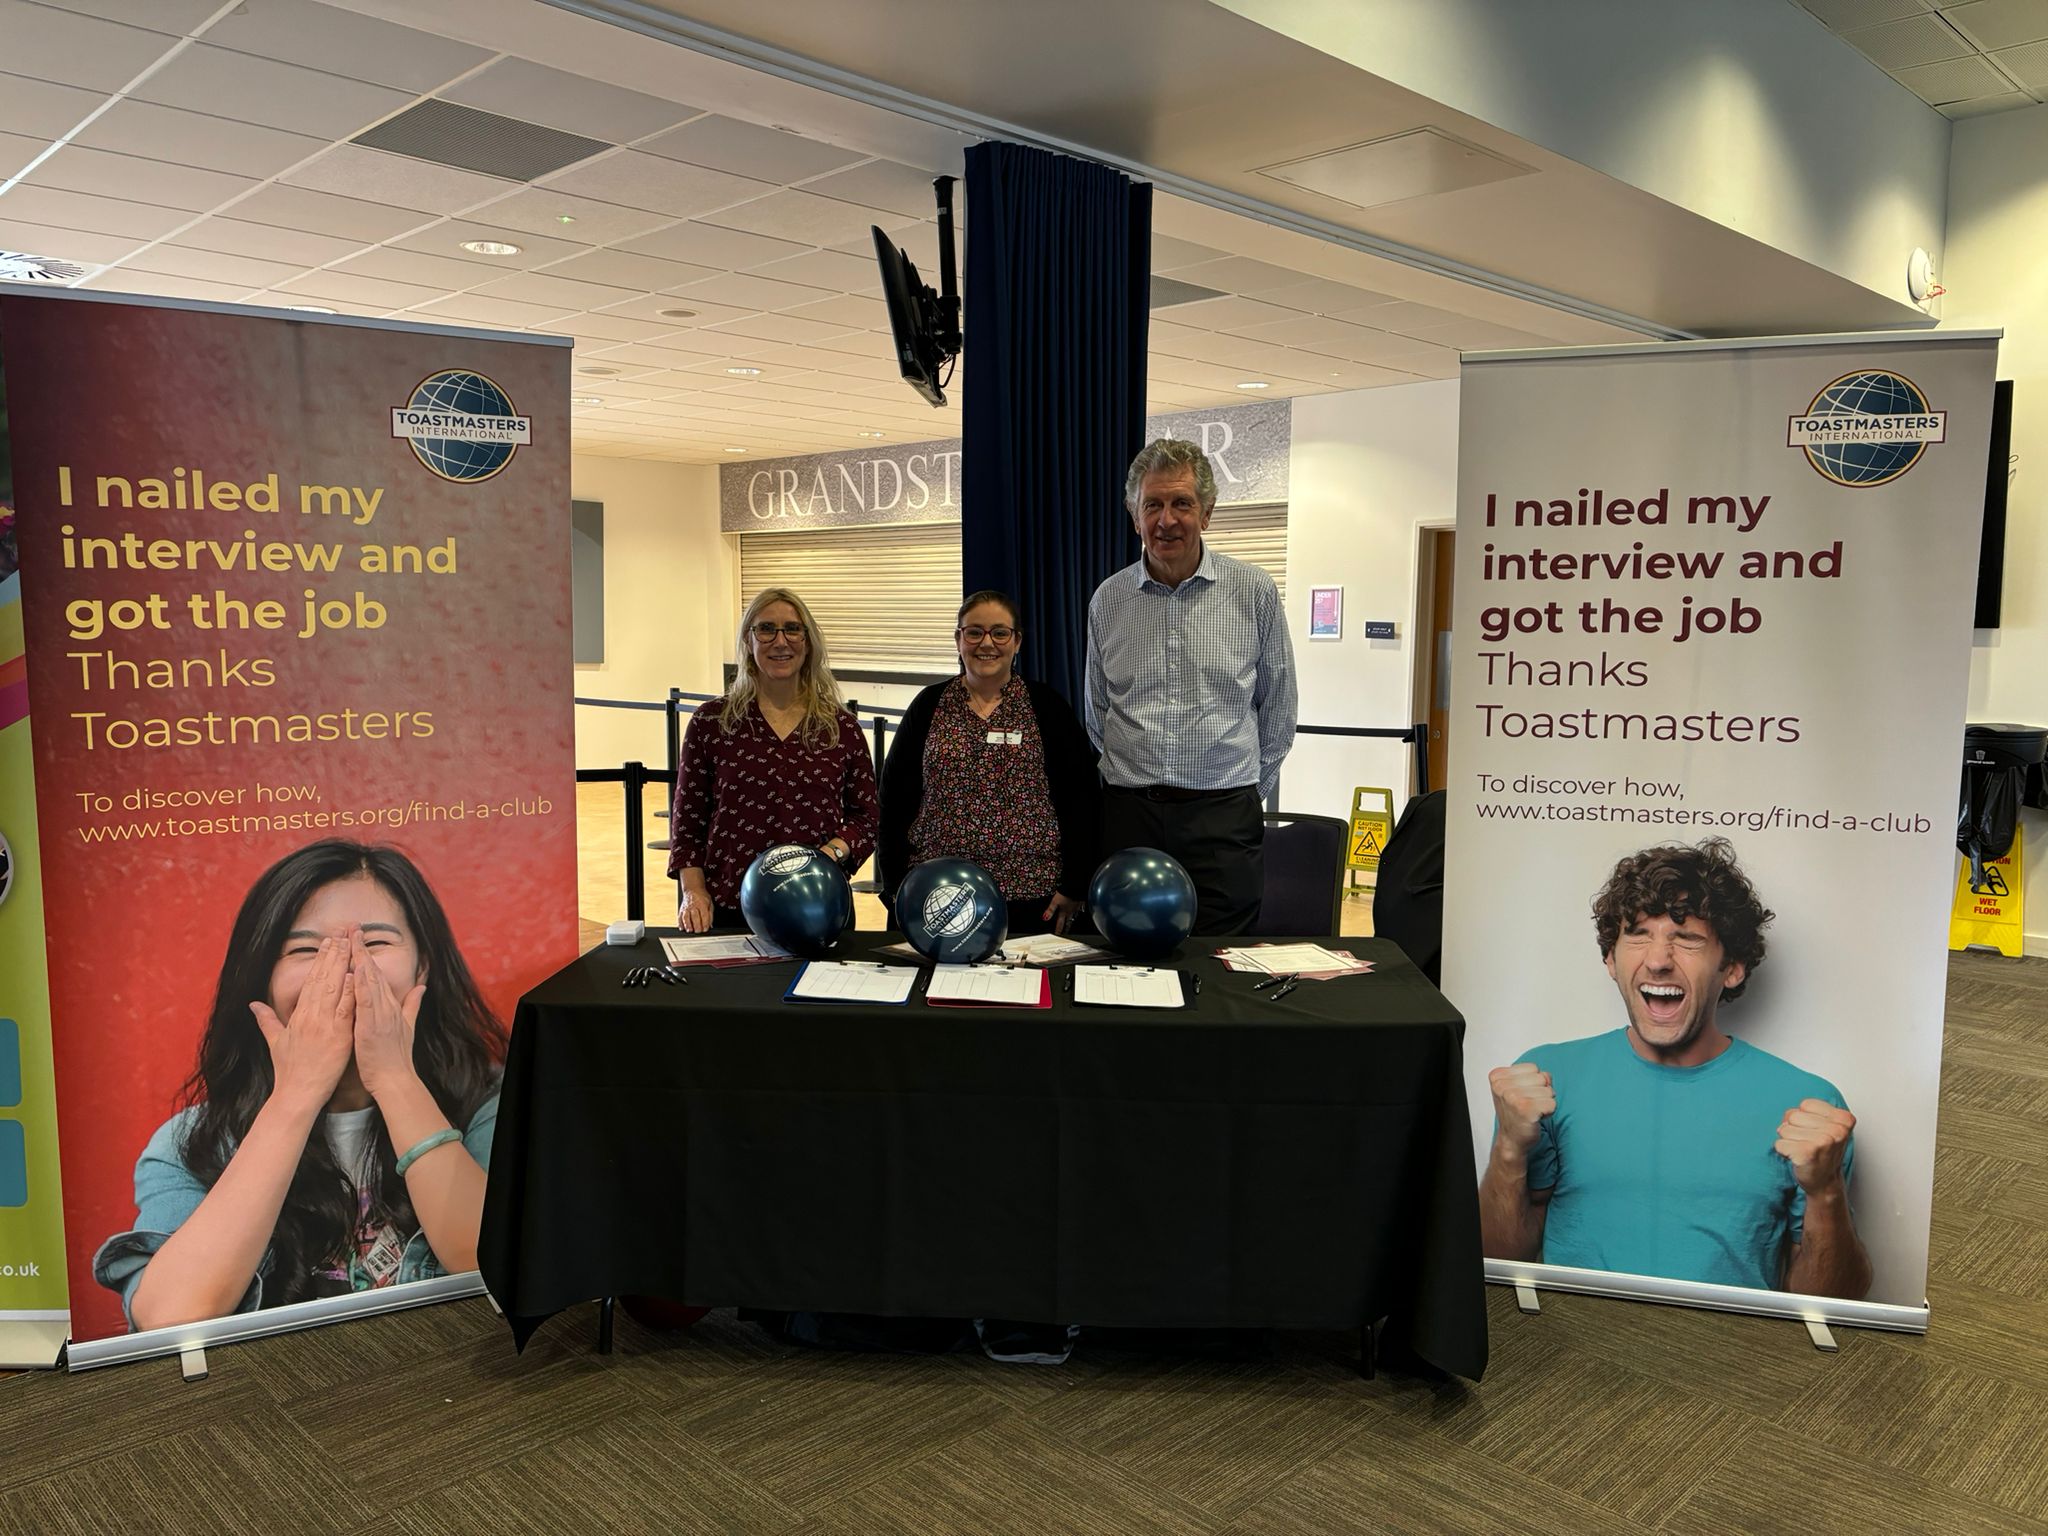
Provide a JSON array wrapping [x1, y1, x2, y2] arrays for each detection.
[[1942, 102, 2048, 952], [569, 455, 731, 772], [1280, 379, 1461, 822], [1220, 0, 1949, 305]]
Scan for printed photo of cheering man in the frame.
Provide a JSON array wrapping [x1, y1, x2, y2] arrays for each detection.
[[1478, 838, 1872, 1299]]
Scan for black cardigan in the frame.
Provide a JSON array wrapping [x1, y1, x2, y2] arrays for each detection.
[[877, 677, 1102, 906]]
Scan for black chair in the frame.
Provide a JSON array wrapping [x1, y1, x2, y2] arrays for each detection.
[[1253, 812, 1349, 937], [1372, 792, 1445, 986]]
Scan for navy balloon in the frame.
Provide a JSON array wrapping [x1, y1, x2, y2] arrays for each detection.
[[740, 844, 853, 959], [895, 858, 1008, 964], [1089, 847, 1197, 959]]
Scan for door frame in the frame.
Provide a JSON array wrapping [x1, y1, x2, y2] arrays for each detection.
[[1406, 517, 1457, 797]]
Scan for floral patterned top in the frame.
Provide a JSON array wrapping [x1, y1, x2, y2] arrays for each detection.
[[906, 679, 1062, 901]]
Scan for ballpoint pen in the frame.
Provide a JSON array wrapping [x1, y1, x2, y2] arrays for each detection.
[[1270, 979, 1300, 1001], [1252, 973, 1296, 991]]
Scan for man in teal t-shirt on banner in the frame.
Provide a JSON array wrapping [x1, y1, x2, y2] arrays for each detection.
[[1479, 838, 1873, 1298]]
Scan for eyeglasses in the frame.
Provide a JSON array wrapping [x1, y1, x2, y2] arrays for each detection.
[[957, 626, 1017, 645], [750, 622, 807, 641]]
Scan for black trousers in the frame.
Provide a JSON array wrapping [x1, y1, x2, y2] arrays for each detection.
[[1101, 786, 1264, 936]]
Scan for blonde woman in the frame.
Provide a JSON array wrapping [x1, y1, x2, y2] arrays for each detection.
[[668, 588, 880, 932]]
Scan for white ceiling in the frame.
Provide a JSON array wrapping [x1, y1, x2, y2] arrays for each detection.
[[1797, 0, 2048, 116], [0, 0, 1776, 464]]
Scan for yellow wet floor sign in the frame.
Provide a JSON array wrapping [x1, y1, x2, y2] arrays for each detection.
[[1348, 787, 1394, 873], [1950, 838, 2024, 957]]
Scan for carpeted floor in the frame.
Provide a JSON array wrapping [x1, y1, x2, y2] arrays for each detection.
[[2, 949, 2043, 1535]]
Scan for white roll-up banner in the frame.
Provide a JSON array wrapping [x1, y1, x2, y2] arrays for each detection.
[[1447, 331, 1999, 1321]]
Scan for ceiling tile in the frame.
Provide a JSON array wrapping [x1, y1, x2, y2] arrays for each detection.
[[202, 0, 491, 94], [34, 0, 216, 26], [411, 293, 579, 329], [132, 44, 413, 139], [550, 316, 698, 346], [798, 158, 945, 216], [477, 188, 671, 245], [672, 270, 837, 312], [1989, 36, 2048, 80], [1360, 299, 1470, 335], [1144, 319, 1214, 359], [620, 219, 809, 269], [746, 247, 877, 289], [781, 293, 888, 329], [0, 129, 42, 181], [80, 269, 254, 303], [0, 184, 189, 239], [1937, 86, 2037, 111], [595, 293, 758, 327], [1800, 0, 1933, 25], [1229, 314, 1415, 360], [538, 150, 775, 219], [1252, 277, 1399, 316], [1160, 294, 1308, 333], [1842, 12, 1974, 66], [284, 144, 517, 215], [1402, 318, 1555, 349], [440, 58, 697, 144], [1942, 0, 2048, 49], [1148, 234, 1231, 270], [1147, 355, 1271, 391], [73, 99, 327, 179], [640, 114, 865, 182], [167, 216, 368, 267], [0, 217, 145, 266], [0, 70, 103, 139], [231, 183, 431, 243], [27, 144, 254, 212], [120, 244, 305, 289], [471, 270, 641, 311], [702, 312, 864, 346], [332, 245, 504, 289], [0, 1, 177, 92], [1376, 347, 1461, 379], [705, 189, 917, 247], [389, 219, 587, 268], [1892, 51, 2016, 98], [277, 270, 445, 310], [1163, 255, 1316, 295], [537, 248, 718, 291]]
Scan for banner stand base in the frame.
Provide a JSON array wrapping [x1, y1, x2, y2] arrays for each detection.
[[1486, 1259, 1929, 1336], [65, 1270, 487, 1372], [1804, 1318, 1840, 1353], [1513, 1279, 1541, 1314], [0, 1318, 70, 1370]]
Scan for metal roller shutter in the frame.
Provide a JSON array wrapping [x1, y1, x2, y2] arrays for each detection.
[[1206, 502, 1288, 603], [740, 522, 963, 673]]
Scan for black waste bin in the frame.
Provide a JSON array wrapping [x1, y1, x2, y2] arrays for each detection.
[[1957, 723, 2047, 892]]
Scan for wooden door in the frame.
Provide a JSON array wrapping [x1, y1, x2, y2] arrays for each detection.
[[1424, 530, 1454, 793]]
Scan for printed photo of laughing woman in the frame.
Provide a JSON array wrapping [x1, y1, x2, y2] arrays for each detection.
[[93, 839, 506, 1332]]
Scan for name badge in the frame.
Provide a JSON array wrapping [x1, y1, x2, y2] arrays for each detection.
[[986, 730, 1022, 746]]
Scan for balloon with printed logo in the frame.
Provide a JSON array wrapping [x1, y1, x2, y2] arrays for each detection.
[[740, 844, 853, 958], [1089, 847, 1197, 959], [895, 857, 1007, 964]]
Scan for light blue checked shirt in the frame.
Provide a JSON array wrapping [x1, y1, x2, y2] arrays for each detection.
[[1085, 543, 1297, 802]]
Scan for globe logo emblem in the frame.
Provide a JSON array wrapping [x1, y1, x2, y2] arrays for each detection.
[[760, 844, 814, 877], [389, 369, 532, 484], [1787, 370, 1945, 488], [922, 883, 978, 938]]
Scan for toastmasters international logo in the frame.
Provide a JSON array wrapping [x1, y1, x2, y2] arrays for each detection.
[[1787, 369, 1946, 488], [390, 369, 532, 484]]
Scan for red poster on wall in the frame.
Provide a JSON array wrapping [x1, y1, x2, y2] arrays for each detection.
[[2, 292, 577, 1355]]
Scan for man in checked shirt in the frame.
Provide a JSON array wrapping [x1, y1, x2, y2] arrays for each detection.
[[1085, 439, 1297, 935]]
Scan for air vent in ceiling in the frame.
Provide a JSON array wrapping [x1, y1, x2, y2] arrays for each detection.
[[352, 99, 610, 183], [1151, 275, 1228, 309], [0, 250, 89, 283], [1258, 128, 1533, 211]]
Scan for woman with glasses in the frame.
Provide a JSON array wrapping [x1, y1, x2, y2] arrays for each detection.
[[668, 588, 880, 932], [879, 590, 1100, 936]]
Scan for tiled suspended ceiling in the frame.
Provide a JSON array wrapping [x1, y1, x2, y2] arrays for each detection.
[[1796, 0, 2048, 116], [0, 0, 1619, 463]]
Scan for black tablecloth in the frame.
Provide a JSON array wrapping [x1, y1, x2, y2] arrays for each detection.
[[479, 934, 1488, 1380]]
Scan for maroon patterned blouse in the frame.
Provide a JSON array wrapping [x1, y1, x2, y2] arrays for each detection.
[[667, 699, 880, 910], [907, 679, 1061, 900]]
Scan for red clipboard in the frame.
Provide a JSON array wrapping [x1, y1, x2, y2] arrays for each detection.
[[925, 968, 1053, 1009]]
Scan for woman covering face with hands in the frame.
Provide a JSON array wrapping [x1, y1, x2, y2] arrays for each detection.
[[95, 840, 505, 1332]]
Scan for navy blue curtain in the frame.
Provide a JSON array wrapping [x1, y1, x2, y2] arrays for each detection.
[[960, 142, 1150, 709]]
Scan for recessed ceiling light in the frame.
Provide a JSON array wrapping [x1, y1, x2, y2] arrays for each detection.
[[572, 395, 604, 406], [856, 430, 884, 438], [725, 366, 763, 376], [460, 239, 521, 256], [724, 446, 747, 453], [578, 366, 621, 376], [1236, 380, 1271, 391], [658, 308, 697, 319], [285, 304, 337, 314], [554, 214, 577, 225]]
